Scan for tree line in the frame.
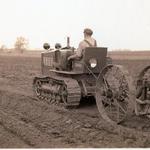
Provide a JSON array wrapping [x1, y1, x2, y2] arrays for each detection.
[[0, 36, 29, 53]]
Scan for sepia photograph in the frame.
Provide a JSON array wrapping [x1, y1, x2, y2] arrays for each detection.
[[0, 0, 150, 148]]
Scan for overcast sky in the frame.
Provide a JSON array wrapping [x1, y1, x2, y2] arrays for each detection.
[[0, 0, 150, 50]]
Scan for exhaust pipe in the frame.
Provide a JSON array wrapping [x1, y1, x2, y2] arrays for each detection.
[[67, 37, 70, 48]]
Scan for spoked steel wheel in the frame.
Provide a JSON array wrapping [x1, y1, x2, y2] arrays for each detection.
[[135, 66, 150, 116], [96, 65, 135, 125], [136, 65, 150, 99]]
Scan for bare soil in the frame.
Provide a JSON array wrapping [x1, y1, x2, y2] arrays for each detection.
[[0, 54, 150, 148]]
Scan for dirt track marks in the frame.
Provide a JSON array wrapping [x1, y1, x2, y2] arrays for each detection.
[[0, 123, 30, 148], [0, 109, 52, 148], [0, 90, 66, 148]]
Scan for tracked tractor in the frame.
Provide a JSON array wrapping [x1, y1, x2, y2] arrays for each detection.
[[33, 38, 135, 124]]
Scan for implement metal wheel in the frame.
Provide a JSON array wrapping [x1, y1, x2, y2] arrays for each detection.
[[135, 66, 150, 116], [96, 65, 135, 125], [136, 65, 150, 98]]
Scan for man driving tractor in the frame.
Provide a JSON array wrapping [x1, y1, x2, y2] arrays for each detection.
[[68, 28, 97, 60]]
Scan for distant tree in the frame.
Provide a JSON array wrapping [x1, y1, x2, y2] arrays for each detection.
[[14, 36, 29, 53], [0, 44, 7, 52]]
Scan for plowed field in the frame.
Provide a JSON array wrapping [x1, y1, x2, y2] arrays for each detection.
[[0, 54, 150, 148]]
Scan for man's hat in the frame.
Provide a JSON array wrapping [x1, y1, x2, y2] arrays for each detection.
[[84, 28, 93, 35]]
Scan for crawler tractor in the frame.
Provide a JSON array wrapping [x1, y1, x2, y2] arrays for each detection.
[[33, 38, 136, 124]]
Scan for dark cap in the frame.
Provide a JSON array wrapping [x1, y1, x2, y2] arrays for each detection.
[[84, 28, 93, 35]]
